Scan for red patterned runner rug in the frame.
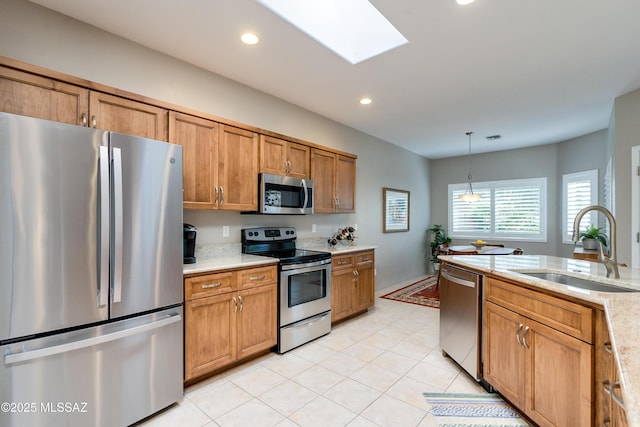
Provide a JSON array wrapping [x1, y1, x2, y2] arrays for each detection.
[[379, 276, 439, 308]]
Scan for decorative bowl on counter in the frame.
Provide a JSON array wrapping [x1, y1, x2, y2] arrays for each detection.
[[470, 241, 486, 249]]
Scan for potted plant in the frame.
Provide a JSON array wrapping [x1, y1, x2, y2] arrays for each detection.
[[429, 224, 451, 271], [579, 224, 608, 250]]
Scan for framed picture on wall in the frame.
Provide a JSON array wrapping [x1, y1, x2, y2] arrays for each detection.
[[383, 187, 410, 232]]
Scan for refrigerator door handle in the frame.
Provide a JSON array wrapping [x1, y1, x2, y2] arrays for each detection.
[[112, 147, 124, 303], [4, 313, 182, 365], [98, 146, 110, 307]]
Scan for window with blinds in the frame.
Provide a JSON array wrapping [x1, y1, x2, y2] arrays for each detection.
[[562, 170, 598, 244], [448, 177, 547, 242]]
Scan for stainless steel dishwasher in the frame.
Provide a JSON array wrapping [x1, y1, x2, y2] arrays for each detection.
[[439, 263, 484, 384]]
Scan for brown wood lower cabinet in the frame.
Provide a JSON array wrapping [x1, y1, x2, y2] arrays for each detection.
[[184, 265, 277, 382], [331, 250, 375, 323], [597, 311, 629, 427], [483, 277, 593, 427]]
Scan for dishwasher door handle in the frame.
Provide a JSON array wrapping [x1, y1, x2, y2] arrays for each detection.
[[441, 271, 476, 288]]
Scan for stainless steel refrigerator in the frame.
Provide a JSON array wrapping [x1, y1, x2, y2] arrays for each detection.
[[0, 112, 184, 427]]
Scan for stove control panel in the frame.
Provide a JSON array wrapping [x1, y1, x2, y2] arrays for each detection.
[[242, 227, 296, 242]]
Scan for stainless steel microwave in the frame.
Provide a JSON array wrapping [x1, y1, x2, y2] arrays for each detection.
[[259, 173, 313, 214]]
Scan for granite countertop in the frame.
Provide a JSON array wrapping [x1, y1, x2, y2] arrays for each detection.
[[439, 254, 640, 427], [183, 254, 278, 276], [312, 244, 378, 255], [183, 245, 378, 275]]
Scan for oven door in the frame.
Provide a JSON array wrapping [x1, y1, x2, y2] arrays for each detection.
[[279, 260, 331, 326]]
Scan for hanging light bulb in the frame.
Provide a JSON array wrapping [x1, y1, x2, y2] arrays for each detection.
[[459, 131, 481, 202]]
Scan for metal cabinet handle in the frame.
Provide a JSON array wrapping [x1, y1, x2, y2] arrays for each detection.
[[233, 296, 237, 313], [610, 381, 626, 410], [603, 341, 613, 354], [603, 417, 611, 427], [362, 257, 369, 261], [91, 115, 97, 128], [522, 326, 530, 349], [338, 260, 348, 265], [516, 324, 523, 346], [81, 113, 88, 127], [249, 275, 265, 281], [238, 296, 243, 312], [352, 270, 357, 281], [220, 186, 224, 205], [215, 186, 219, 204], [202, 282, 221, 289]]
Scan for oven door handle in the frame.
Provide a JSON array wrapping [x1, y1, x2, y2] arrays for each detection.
[[281, 258, 331, 271]]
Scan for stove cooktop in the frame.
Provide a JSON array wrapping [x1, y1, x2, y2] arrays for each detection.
[[241, 227, 330, 265]]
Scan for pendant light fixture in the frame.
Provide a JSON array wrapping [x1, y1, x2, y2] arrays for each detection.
[[459, 131, 481, 202]]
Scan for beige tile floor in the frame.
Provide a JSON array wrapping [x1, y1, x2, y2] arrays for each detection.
[[138, 275, 486, 427]]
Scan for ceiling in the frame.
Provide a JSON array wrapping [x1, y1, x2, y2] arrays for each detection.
[[29, 0, 640, 159]]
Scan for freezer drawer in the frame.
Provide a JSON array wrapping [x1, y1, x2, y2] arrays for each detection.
[[0, 307, 183, 427]]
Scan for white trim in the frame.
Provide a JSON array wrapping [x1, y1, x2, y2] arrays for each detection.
[[632, 146, 640, 268], [561, 169, 598, 244], [448, 177, 547, 242]]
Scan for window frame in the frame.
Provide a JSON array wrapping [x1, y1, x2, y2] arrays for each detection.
[[562, 169, 598, 244], [448, 177, 547, 242]]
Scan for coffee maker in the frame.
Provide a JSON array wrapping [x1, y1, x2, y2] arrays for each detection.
[[183, 223, 197, 264]]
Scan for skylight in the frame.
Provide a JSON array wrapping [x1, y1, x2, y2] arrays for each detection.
[[257, 0, 408, 64]]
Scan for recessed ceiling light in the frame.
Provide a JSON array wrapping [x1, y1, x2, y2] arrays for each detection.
[[240, 33, 260, 45], [456, 0, 475, 5], [486, 134, 502, 141], [360, 98, 373, 105], [257, 0, 408, 64]]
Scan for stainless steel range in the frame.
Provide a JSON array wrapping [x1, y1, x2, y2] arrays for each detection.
[[242, 227, 331, 353]]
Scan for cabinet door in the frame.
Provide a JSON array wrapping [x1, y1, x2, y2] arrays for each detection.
[[310, 149, 336, 213], [353, 265, 374, 313], [259, 134, 287, 175], [331, 268, 355, 322], [353, 251, 375, 313], [526, 318, 592, 427], [483, 301, 526, 409], [236, 284, 277, 360], [218, 125, 258, 211], [184, 293, 236, 381], [0, 66, 88, 125], [169, 112, 218, 209], [287, 142, 310, 178], [89, 91, 168, 140], [335, 155, 356, 212]]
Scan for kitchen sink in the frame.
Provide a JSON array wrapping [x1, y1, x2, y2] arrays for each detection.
[[521, 272, 637, 293]]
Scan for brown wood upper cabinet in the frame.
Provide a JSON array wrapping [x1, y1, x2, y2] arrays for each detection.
[[310, 148, 356, 213], [89, 91, 168, 141], [1, 65, 168, 140], [0, 65, 88, 125], [169, 112, 259, 211], [259, 135, 310, 178]]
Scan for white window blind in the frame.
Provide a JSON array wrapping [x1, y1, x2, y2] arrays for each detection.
[[449, 177, 547, 242], [562, 170, 598, 244]]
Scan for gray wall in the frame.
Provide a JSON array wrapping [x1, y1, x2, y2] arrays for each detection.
[[612, 88, 640, 266], [0, 0, 431, 290], [430, 130, 609, 261]]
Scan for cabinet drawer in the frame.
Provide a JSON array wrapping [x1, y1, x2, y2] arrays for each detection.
[[185, 271, 235, 300], [332, 254, 354, 270], [485, 277, 593, 343], [355, 251, 374, 266], [238, 265, 277, 290]]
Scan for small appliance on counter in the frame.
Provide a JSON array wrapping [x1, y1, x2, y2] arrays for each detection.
[[183, 223, 197, 264]]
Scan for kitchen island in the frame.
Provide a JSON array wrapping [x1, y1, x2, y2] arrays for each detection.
[[439, 254, 640, 427]]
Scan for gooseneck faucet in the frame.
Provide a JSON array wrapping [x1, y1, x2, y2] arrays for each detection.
[[572, 205, 619, 279]]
